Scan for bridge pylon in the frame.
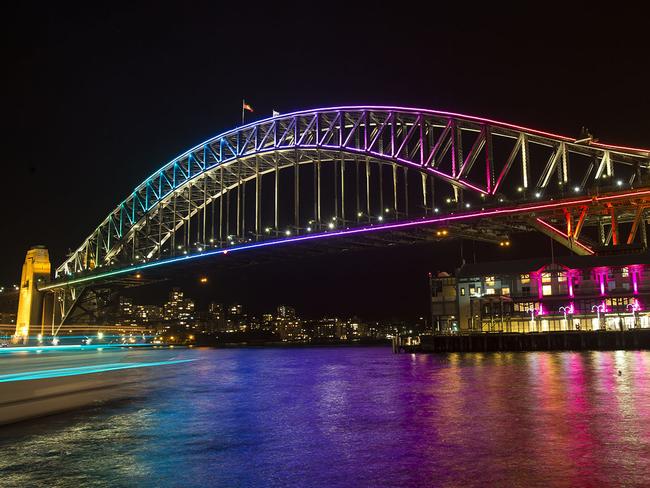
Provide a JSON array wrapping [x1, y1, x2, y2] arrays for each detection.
[[14, 246, 51, 343]]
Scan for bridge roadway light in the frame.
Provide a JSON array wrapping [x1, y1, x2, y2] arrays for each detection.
[[434, 208, 439, 213], [307, 226, 312, 232], [574, 186, 581, 192], [285, 230, 292, 236], [535, 192, 541, 198], [328, 222, 335, 229], [617, 180, 623, 186], [378, 216, 383, 221]]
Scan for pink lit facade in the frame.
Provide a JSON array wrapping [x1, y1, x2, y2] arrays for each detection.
[[430, 255, 650, 333]]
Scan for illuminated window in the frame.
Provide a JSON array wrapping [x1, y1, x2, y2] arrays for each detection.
[[502, 287, 511, 296], [460, 287, 466, 296], [542, 273, 552, 284], [542, 284, 552, 296], [486, 288, 495, 295], [476, 286, 481, 295], [485, 276, 495, 286], [520, 274, 530, 284], [622, 267, 629, 278], [558, 272, 567, 283]]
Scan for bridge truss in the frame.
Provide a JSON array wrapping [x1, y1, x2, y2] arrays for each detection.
[[42, 106, 650, 324]]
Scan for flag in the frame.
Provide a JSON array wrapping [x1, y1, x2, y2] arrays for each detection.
[[243, 100, 254, 113], [272, 110, 280, 117]]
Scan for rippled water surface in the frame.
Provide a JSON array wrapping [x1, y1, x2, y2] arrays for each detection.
[[2, 347, 650, 487]]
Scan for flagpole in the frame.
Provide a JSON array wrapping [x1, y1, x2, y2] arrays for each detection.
[[242, 99, 245, 126]]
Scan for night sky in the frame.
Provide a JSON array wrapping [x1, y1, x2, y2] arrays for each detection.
[[3, 3, 649, 319]]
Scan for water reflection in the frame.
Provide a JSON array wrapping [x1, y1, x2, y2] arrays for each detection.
[[2, 348, 650, 487]]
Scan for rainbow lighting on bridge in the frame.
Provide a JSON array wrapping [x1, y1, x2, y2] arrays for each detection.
[[9, 106, 650, 339]]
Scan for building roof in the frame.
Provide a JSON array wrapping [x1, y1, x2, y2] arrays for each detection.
[[457, 253, 650, 279]]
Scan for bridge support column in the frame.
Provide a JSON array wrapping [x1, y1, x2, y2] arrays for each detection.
[[14, 246, 51, 343]]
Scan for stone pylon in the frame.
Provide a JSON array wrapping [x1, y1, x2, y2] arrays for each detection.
[[14, 246, 51, 344]]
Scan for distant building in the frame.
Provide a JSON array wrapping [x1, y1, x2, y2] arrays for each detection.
[[229, 304, 243, 316], [117, 296, 135, 326], [277, 305, 296, 319], [0, 312, 17, 325], [163, 288, 195, 329], [134, 304, 162, 325], [208, 302, 227, 333], [431, 255, 650, 333], [274, 305, 303, 340]]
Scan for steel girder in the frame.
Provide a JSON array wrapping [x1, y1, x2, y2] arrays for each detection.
[[54, 106, 650, 281]]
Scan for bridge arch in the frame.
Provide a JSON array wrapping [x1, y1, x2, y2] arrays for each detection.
[[56, 106, 650, 279]]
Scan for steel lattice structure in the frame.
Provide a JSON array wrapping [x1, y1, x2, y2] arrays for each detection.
[[46, 106, 650, 322]]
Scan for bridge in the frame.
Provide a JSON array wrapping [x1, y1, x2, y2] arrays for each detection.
[[13, 106, 650, 337]]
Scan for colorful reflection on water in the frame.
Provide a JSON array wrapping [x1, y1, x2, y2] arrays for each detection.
[[2, 347, 650, 487]]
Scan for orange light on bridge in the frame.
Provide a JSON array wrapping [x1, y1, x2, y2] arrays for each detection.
[[436, 229, 449, 237], [199, 276, 208, 284]]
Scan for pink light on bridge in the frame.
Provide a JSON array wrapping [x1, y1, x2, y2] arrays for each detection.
[[632, 271, 639, 294]]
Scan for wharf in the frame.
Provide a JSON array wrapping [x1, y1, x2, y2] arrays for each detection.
[[401, 329, 650, 353]]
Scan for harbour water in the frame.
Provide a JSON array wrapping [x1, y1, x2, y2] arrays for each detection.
[[1, 346, 650, 487]]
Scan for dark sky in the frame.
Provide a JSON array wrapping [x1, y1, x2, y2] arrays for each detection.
[[2, 3, 649, 319]]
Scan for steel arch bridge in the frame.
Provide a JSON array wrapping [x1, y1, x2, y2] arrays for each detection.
[[42, 106, 650, 325]]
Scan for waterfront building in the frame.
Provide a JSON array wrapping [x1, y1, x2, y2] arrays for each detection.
[[430, 255, 650, 333]]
